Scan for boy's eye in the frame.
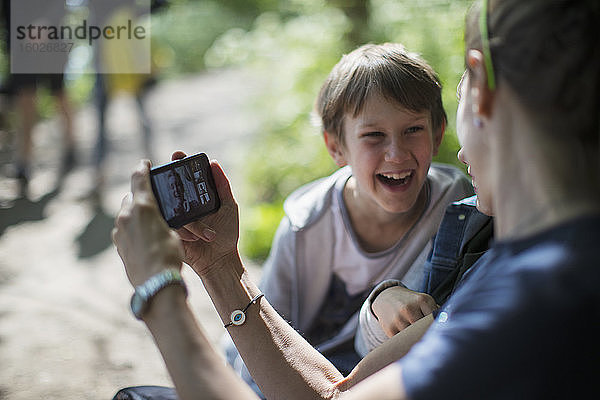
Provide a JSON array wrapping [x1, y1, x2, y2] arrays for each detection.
[[406, 126, 424, 134], [362, 131, 384, 138]]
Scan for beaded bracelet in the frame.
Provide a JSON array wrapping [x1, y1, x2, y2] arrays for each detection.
[[224, 293, 264, 328]]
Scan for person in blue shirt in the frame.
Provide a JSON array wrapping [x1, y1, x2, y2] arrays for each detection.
[[111, 0, 600, 398]]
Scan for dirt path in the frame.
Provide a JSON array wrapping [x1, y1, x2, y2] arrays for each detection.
[[0, 69, 263, 399]]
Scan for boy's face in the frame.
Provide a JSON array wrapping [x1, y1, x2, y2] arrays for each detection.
[[327, 94, 443, 215]]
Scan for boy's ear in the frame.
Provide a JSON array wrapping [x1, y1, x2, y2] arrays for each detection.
[[323, 130, 347, 167], [432, 119, 446, 156], [466, 49, 494, 119]]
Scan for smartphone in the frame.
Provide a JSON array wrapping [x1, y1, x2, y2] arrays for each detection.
[[150, 153, 221, 229]]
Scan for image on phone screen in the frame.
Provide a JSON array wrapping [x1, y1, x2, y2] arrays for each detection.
[[150, 153, 220, 228]]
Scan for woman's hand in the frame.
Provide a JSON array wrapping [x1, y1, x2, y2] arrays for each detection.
[[112, 160, 184, 287], [170, 151, 240, 277], [372, 286, 438, 337]]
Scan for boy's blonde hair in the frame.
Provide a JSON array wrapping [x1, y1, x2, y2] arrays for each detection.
[[315, 43, 447, 143]]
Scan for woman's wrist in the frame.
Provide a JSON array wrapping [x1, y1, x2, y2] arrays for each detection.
[[195, 250, 244, 280], [197, 250, 263, 329], [141, 283, 189, 324], [128, 260, 183, 288]]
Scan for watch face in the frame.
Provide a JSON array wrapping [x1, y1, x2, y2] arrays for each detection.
[[131, 293, 146, 319]]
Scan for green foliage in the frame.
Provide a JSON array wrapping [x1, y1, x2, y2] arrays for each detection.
[[241, 201, 285, 264], [151, 1, 257, 75], [205, 5, 349, 260]]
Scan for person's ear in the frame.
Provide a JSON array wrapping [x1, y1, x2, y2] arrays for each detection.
[[323, 130, 347, 167], [466, 49, 494, 119], [432, 119, 446, 156]]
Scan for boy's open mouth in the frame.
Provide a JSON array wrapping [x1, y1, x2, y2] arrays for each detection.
[[376, 171, 414, 187]]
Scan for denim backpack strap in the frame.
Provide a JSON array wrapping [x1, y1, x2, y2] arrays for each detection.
[[452, 213, 494, 286], [428, 208, 493, 305], [421, 204, 470, 301]]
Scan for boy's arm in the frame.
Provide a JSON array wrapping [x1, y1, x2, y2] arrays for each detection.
[[371, 287, 437, 337], [356, 280, 437, 357], [355, 281, 403, 357]]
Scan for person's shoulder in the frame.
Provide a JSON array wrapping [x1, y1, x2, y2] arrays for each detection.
[[428, 163, 468, 185], [491, 216, 600, 295], [282, 166, 351, 230], [427, 163, 473, 204]]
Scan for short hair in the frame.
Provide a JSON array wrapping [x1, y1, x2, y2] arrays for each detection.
[[314, 43, 447, 143]]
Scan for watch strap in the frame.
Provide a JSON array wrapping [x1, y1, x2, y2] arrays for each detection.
[[130, 269, 187, 320]]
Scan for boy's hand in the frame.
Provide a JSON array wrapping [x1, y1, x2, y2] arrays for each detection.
[[170, 151, 240, 277], [112, 160, 184, 287], [372, 286, 438, 337]]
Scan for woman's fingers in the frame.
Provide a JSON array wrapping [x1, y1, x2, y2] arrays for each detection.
[[176, 226, 201, 242], [131, 159, 152, 196], [171, 151, 187, 161], [180, 221, 217, 242], [209, 160, 236, 207]]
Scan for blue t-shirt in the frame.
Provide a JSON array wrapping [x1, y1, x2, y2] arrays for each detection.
[[400, 215, 600, 399]]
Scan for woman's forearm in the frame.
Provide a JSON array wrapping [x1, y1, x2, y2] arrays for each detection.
[[198, 252, 344, 400], [142, 285, 260, 400]]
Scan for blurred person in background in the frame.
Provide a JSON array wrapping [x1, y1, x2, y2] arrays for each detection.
[[0, 0, 75, 198], [91, 0, 167, 195]]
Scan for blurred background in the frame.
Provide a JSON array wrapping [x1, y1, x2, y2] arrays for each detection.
[[0, 0, 472, 398]]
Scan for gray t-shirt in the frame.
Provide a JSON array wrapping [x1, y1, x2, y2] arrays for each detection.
[[331, 175, 432, 295]]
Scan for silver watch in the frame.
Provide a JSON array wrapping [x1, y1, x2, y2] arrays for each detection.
[[130, 269, 187, 320]]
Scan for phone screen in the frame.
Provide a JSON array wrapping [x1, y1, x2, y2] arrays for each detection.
[[150, 153, 220, 228]]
